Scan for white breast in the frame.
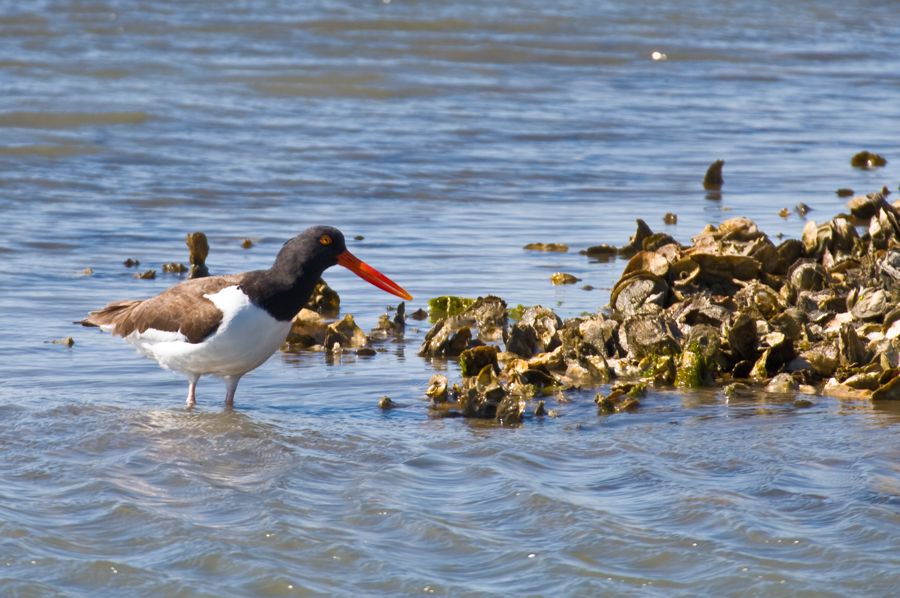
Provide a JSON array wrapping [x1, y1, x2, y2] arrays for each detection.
[[125, 285, 292, 378]]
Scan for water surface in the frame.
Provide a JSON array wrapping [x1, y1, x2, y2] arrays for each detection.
[[2, 1, 900, 595]]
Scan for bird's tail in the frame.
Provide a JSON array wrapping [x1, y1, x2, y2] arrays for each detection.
[[77, 300, 143, 332]]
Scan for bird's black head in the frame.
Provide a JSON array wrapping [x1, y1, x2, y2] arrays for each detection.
[[273, 225, 347, 279]]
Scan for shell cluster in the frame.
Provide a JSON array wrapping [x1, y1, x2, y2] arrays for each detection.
[[418, 186, 900, 423]]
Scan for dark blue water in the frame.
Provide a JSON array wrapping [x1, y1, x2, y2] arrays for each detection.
[[2, 1, 899, 595]]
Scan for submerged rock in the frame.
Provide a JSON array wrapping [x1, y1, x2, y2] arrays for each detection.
[[702, 159, 725, 190]]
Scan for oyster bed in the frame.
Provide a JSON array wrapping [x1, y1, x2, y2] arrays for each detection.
[[284, 186, 900, 423]]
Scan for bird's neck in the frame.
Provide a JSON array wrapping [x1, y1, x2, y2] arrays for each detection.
[[241, 267, 321, 321]]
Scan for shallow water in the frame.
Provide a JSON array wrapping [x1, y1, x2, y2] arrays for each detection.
[[2, 0, 900, 595]]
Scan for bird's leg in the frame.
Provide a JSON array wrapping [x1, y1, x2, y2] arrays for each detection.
[[186, 375, 199, 408], [223, 375, 242, 410]]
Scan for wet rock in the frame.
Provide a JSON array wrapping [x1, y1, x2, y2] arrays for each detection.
[[507, 306, 562, 358], [425, 374, 449, 404], [836, 188, 854, 198], [283, 308, 327, 350], [703, 159, 725, 190], [622, 251, 670, 279], [727, 312, 759, 362], [574, 313, 619, 358], [551, 272, 580, 285], [849, 288, 888, 321], [610, 272, 669, 316], [370, 302, 406, 341], [410, 308, 429, 321], [850, 151, 887, 169], [801, 343, 840, 377], [506, 322, 541, 358], [241, 238, 253, 249], [618, 312, 679, 359], [464, 296, 508, 341], [663, 213, 678, 225], [723, 382, 753, 398], [620, 219, 654, 255], [765, 373, 797, 393], [524, 242, 568, 252], [838, 323, 870, 367], [324, 314, 369, 351], [795, 203, 811, 216], [356, 347, 376, 356], [50, 336, 75, 347], [377, 396, 394, 409], [847, 190, 889, 220], [123, 258, 140, 268], [186, 231, 209, 279], [456, 365, 521, 423], [162, 262, 187, 274], [459, 345, 499, 377], [690, 253, 761, 281], [419, 318, 473, 358], [596, 382, 644, 413], [134, 269, 156, 280], [843, 371, 882, 390], [580, 243, 618, 258], [878, 250, 900, 286], [788, 260, 827, 293], [872, 375, 900, 400]]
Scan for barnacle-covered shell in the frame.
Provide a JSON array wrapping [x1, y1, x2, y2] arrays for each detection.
[[690, 253, 761, 281], [610, 271, 669, 316], [788, 260, 827, 292], [849, 287, 889, 321], [618, 313, 680, 359], [622, 251, 670, 278]]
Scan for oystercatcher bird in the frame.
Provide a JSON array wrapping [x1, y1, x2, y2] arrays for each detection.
[[81, 226, 412, 407]]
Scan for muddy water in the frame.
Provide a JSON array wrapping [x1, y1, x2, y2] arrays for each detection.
[[2, 1, 900, 595]]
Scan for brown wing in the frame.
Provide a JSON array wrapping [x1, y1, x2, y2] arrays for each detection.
[[81, 275, 243, 343]]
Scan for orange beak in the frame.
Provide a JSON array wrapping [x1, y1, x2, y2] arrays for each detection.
[[337, 250, 413, 301]]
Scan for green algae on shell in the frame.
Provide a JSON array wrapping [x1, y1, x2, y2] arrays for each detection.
[[459, 345, 499, 377], [550, 272, 580, 285], [428, 295, 475, 321], [872, 376, 900, 400]]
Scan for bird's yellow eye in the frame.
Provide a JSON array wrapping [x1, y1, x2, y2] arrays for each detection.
[[319, 234, 332, 246]]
